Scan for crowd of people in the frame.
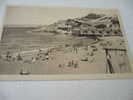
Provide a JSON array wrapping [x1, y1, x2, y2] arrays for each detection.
[[0, 48, 51, 64]]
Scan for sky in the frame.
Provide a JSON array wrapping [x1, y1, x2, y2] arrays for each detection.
[[4, 6, 118, 26]]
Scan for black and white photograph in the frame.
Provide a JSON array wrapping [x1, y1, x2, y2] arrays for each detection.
[[0, 6, 132, 79]]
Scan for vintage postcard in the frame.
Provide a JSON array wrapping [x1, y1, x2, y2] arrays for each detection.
[[0, 6, 132, 80]]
